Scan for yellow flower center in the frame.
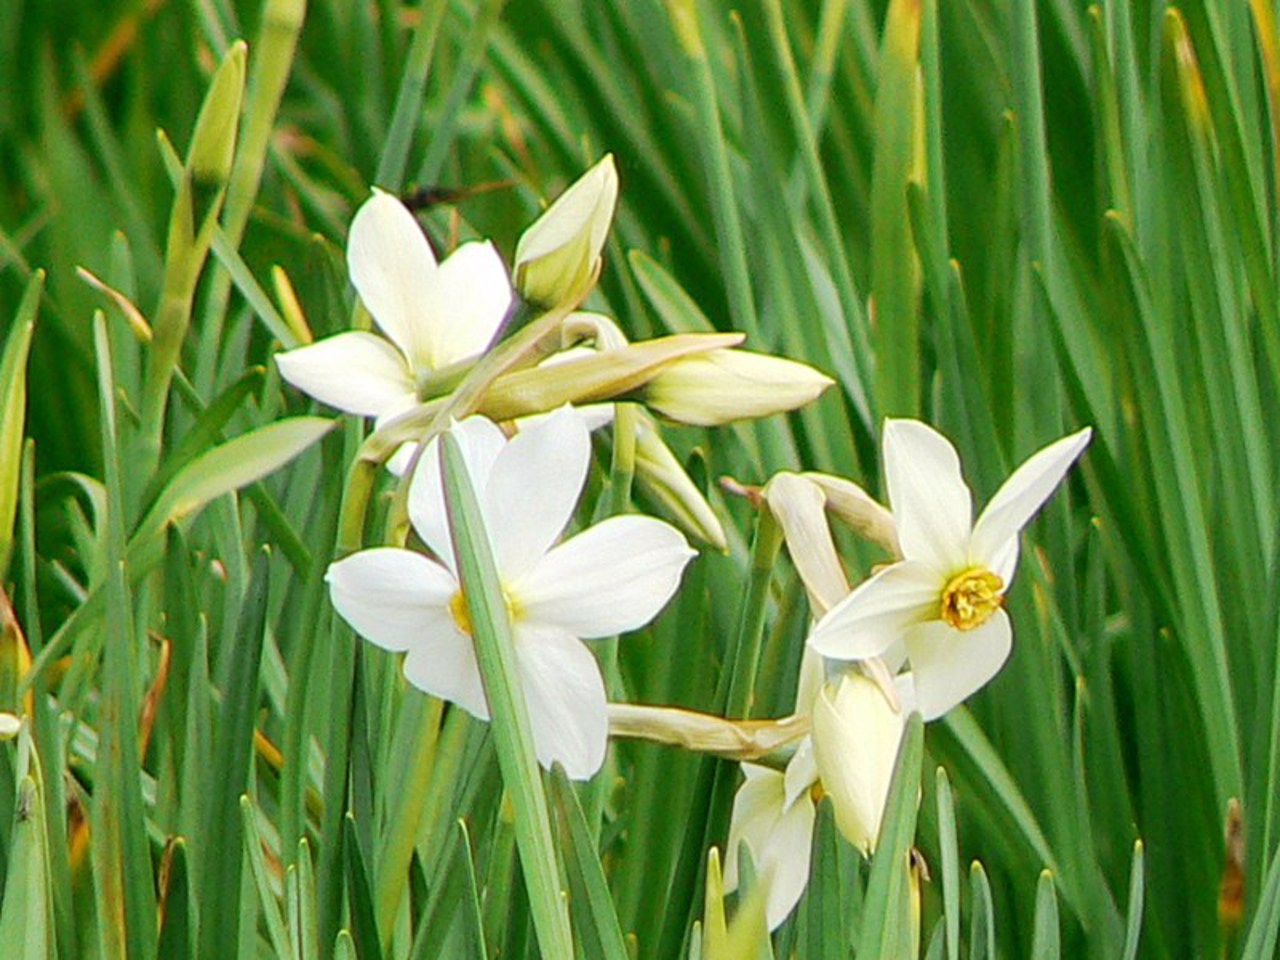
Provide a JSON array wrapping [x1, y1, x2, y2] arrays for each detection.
[[448, 588, 520, 635], [939, 567, 1004, 631]]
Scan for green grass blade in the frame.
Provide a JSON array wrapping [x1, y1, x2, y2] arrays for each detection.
[[440, 431, 573, 958], [198, 549, 271, 959], [855, 713, 924, 959], [1121, 841, 1144, 960], [549, 767, 629, 960], [1030, 870, 1061, 959], [0, 271, 39, 581]]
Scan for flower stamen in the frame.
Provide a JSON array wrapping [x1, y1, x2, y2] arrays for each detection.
[[449, 587, 522, 636], [449, 589, 474, 635], [940, 568, 1004, 631]]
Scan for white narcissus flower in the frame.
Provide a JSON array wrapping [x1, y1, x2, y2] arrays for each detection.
[[514, 155, 618, 308], [809, 670, 907, 856], [326, 407, 694, 780], [276, 189, 513, 420], [808, 419, 1092, 720]]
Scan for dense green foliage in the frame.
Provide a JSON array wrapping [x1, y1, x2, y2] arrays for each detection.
[[2, 0, 1279, 957]]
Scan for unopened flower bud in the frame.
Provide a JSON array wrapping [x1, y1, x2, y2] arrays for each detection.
[[810, 670, 905, 856], [642, 349, 833, 426], [514, 155, 618, 308]]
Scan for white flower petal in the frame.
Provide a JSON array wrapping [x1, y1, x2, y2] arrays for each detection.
[[516, 515, 694, 638], [326, 548, 456, 652], [794, 647, 826, 716], [765, 473, 850, 618], [329, 548, 487, 717], [725, 765, 785, 895], [484, 406, 591, 579], [423, 241, 513, 368], [275, 332, 415, 417], [402, 634, 489, 722], [515, 627, 608, 779], [970, 427, 1092, 580], [806, 561, 941, 660], [760, 789, 816, 930], [883, 419, 973, 572], [783, 737, 818, 807], [408, 416, 508, 569], [904, 610, 1013, 720], [810, 673, 904, 855], [347, 190, 440, 368]]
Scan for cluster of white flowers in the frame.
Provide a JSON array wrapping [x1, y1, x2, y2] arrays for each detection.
[[273, 153, 1092, 932], [726, 420, 1091, 928]]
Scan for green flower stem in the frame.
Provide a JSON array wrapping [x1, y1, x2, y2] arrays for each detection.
[[722, 505, 784, 718], [138, 43, 245, 489], [195, 0, 307, 395], [440, 432, 573, 958]]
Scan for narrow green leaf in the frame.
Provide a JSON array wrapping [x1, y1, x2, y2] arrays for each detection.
[[0, 775, 51, 960], [855, 713, 924, 958], [968, 862, 995, 960], [242, 796, 293, 960], [1030, 871, 1060, 959], [198, 549, 270, 960], [549, 767, 629, 960], [869, 0, 922, 417], [0, 270, 39, 581], [1121, 841, 1144, 960], [142, 416, 333, 532], [342, 814, 382, 960], [156, 839, 195, 960], [91, 311, 157, 960], [440, 431, 573, 957], [936, 767, 961, 960]]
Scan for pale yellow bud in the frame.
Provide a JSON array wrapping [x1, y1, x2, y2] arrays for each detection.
[[810, 671, 905, 856], [0, 712, 21, 740], [642, 349, 833, 426], [514, 155, 618, 308]]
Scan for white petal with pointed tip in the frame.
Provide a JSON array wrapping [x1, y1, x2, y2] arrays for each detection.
[[970, 427, 1092, 580], [423, 241, 513, 367], [347, 191, 439, 367], [485, 406, 590, 579], [326, 548, 457, 653], [760, 790, 816, 930], [904, 612, 1013, 720], [725, 765, 784, 894], [408, 416, 508, 570], [884, 419, 972, 572], [807, 560, 941, 660], [783, 737, 818, 807], [516, 515, 694, 638], [766, 473, 850, 617], [515, 156, 617, 263], [275, 332, 414, 417], [514, 626, 608, 779]]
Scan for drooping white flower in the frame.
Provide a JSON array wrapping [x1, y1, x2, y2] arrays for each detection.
[[326, 406, 694, 779], [807, 419, 1091, 720], [276, 189, 513, 420]]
